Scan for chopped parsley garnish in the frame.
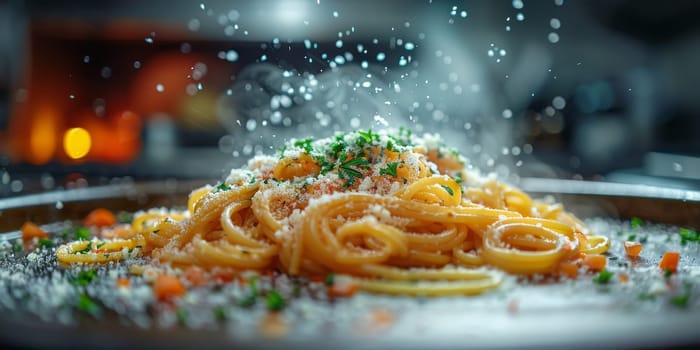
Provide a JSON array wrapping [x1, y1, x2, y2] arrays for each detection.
[[317, 157, 335, 175], [116, 211, 134, 224], [386, 140, 396, 152], [266, 290, 285, 311], [670, 283, 693, 308], [75, 227, 91, 241], [337, 155, 368, 187], [238, 294, 257, 307], [664, 268, 674, 278], [239, 275, 259, 307], [213, 183, 231, 193], [670, 293, 691, 308], [638, 292, 656, 301], [249, 275, 259, 297], [441, 185, 454, 196], [293, 138, 314, 153], [38, 238, 53, 249], [680, 228, 699, 246], [75, 242, 92, 254], [627, 234, 637, 242], [380, 162, 399, 177], [77, 293, 101, 316], [13, 241, 23, 254], [397, 126, 412, 146], [630, 217, 643, 229], [356, 129, 379, 147], [669, 282, 693, 307], [276, 144, 288, 158], [453, 175, 463, 184], [593, 269, 614, 284], [73, 269, 97, 286], [341, 155, 370, 168], [325, 273, 335, 286], [329, 137, 347, 159], [176, 308, 188, 324], [213, 307, 227, 321]]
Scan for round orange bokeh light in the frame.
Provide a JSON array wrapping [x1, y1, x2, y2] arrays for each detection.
[[131, 52, 208, 118]]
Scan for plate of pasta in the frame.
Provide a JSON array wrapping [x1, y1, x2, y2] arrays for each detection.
[[1, 128, 699, 349]]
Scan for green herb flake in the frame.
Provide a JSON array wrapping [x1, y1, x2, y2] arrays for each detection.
[[292, 284, 302, 298], [593, 269, 614, 284], [77, 293, 101, 316], [638, 293, 656, 301], [386, 140, 396, 152], [116, 211, 134, 224], [680, 228, 699, 246], [249, 275, 258, 297], [357, 129, 377, 143], [75, 242, 92, 255], [38, 238, 53, 249], [627, 234, 636, 242], [664, 268, 674, 278], [670, 283, 693, 308], [342, 156, 369, 168], [176, 308, 188, 324], [238, 294, 257, 308], [325, 273, 335, 286], [75, 227, 91, 241], [337, 156, 367, 188], [441, 185, 454, 196], [13, 241, 23, 254], [73, 269, 97, 286], [329, 138, 347, 159], [213, 307, 227, 321], [266, 290, 286, 311], [276, 144, 288, 159], [380, 162, 399, 177], [293, 138, 314, 153], [317, 157, 335, 175], [213, 183, 231, 193], [630, 217, 643, 229], [670, 294, 691, 308]]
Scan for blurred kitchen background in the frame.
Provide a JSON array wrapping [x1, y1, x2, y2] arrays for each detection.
[[1, 0, 699, 197]]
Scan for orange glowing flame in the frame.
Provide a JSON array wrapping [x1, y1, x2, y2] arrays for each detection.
[[28, 109, 58, 165]]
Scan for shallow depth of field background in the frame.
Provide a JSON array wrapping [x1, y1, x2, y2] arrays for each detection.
[[1, 0, 699, 197]]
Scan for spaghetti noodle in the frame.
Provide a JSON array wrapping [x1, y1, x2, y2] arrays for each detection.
[[57, 128, 609, 295]]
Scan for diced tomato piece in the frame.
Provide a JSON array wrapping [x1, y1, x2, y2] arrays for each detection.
[[153, 275, 186, 300], [557, 262, 579, 279], [659, 251, 680, 273], [83, 208, 117, 228], [183, 266, 207, 287], [327, 281, 360, 298], [623, 241, 643, 258], [582, 254, 606, 271], [21, 221, 49, 242]]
